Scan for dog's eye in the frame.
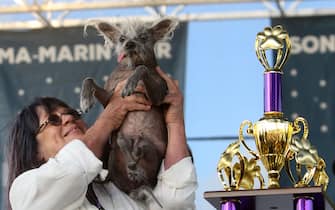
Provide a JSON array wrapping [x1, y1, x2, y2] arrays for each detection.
[[119, 35, 126, 43], [139, 33, 148, 41]]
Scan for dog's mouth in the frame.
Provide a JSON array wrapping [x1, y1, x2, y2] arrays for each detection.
[[117, 53, 127, 63], [118, 51, 140, 63]]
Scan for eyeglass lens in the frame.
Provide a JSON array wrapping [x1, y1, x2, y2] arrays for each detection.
[[37, 109, 82, 134]]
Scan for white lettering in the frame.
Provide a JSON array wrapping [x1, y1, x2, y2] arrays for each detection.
[[96, 44, 111, 61], [302, 35, 319, 54], [155, 42, 172, 59], [57, 45, 73, 62], [291, 36, 302, 55], [38, 46, 56, 63], [0, 44, 119, 64], [320, 35, 335, 53], [15, 47, 32, 64], [89, 44, 95, 61], [0, 48, 14, 64], [291, 34, 335, 55], [74, 44, 88, 62]]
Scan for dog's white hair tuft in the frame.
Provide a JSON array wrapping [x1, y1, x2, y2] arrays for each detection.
[[84, 19, 115, 49], [151, 17, 179, 41]]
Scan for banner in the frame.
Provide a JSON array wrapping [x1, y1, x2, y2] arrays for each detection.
[[272, 16, 335, 201], [0, 22, 187, 206]]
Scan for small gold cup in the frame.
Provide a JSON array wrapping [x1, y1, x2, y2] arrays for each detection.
[[239, 114, 308, 188]]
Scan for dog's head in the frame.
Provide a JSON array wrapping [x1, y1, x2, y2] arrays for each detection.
[[90, 17, 178, 68]]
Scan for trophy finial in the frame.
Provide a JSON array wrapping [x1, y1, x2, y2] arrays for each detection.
[[255, 25, 291, 72]]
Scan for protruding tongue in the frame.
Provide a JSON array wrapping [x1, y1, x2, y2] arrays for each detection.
[[118, 53, 126, 63]]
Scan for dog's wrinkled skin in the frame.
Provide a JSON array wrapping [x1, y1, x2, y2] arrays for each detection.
[[80, 18, 179, 206]]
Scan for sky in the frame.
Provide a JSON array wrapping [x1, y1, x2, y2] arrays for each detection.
[[185, 18, 267, 209], [2, 0, 335, 209]]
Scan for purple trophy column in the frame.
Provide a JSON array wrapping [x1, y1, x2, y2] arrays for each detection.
[[296, 198, 313, 210], [221, 201, 236, 210], [264, 72, 282, 113]]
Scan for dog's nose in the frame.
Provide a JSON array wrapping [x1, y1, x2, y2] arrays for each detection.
[[125, 41, 136, 50]]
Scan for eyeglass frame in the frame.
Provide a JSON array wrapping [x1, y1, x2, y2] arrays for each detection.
[[36, 109, 82, 135]]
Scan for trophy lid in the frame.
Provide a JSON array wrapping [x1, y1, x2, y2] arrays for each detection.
[[255, 25, 291, 72]]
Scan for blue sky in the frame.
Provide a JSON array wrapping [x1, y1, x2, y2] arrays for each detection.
[[185, 18, 267, 209]]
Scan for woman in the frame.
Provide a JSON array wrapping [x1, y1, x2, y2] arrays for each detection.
[[7, 68, 197, 210]]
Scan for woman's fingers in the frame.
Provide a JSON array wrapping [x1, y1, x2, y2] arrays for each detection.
[[127, 102, 151, 111], [174, 80, 179, 87], [126, 94, 151, 106], [156, 67, 181, 94], [134, 83, 146, 94], [114, 80, 127, 92], [156, 66, 168, 79], [156, 67, 175, 86], [119, 94, 152, 113]]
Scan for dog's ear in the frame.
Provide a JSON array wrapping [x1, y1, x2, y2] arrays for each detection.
[[96, 22, 121, 44], [150, 18, 179, 41]]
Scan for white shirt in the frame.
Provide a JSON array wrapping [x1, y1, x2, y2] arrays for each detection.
[[9, 140, 197, 210]]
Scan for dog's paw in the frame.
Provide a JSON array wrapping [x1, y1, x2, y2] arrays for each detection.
[[121, 78, 138, 97], [80, 78, 96, 112]]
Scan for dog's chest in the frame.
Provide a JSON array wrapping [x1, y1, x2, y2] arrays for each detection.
[[120, 107, 166, 140], [104, 68, 134, 91]]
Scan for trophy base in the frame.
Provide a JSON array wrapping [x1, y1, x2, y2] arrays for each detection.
[[268, 171, 281, 189], [204, 186, 334, 210]]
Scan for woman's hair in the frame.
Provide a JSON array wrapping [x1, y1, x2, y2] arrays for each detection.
[[6, 97, 70, 209]]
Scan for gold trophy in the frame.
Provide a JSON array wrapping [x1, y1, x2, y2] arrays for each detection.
[[217, 25, 329, 192]]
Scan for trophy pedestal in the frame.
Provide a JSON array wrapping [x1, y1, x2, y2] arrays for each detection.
[[204, 186, 334, 210]]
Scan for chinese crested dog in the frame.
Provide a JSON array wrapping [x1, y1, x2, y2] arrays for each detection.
[[80, 17, 179, 207]]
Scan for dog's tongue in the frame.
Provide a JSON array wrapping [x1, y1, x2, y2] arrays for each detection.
[[118, 53, 126, 63]]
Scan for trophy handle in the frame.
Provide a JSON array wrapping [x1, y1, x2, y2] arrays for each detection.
[[239, 120, 259, 159], [293, 117, 309, 139], [284, 158, 297, 185]]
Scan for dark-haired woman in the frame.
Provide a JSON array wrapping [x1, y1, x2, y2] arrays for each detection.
[[7, 68, 197, 210]]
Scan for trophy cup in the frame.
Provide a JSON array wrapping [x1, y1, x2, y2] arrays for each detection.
[[208, 25, 332, 210]]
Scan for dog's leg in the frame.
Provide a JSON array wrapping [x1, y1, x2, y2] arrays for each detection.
[[121, 65, 148, 98], [129, 185, 163, 208], [80, 77, 112, 112], [142, 71, 168, 106], [116, 133, 138, 172], [121, 65, 168, 105]]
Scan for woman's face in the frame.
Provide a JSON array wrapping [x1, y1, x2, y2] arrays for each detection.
[[35, 106, 88, 161]]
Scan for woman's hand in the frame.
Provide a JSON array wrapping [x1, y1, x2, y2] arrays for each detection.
[[84, 80, 151, 158], [105, 80, 152, 130], [156, 67, 190, 169], [156, 67, 184, 126]]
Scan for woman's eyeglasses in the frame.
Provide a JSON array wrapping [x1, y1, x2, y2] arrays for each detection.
[[36, 109, 82, 135]]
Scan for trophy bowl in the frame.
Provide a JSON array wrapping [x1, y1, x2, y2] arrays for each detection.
[[247, 116, 295, 188]]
